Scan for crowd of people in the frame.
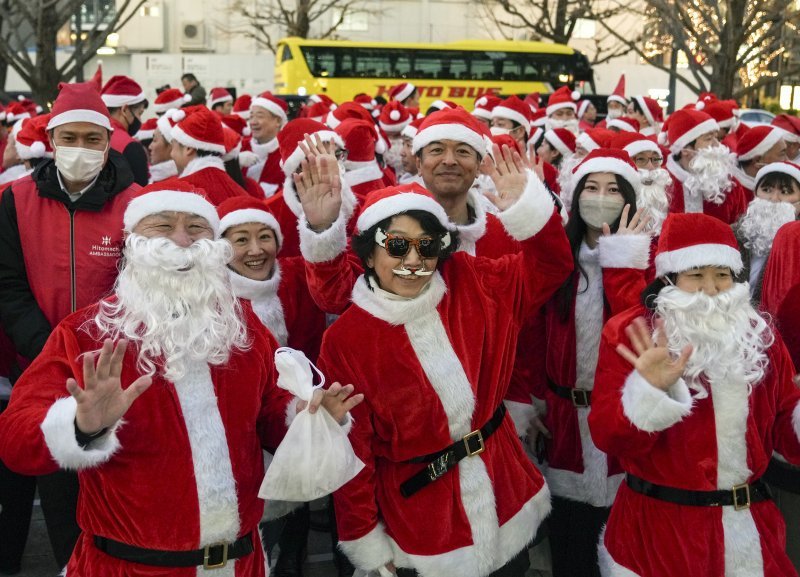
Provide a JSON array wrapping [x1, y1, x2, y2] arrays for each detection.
[[0, 69, 798, 577]]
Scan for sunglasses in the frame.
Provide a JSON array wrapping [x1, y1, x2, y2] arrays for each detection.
[[375, 229, 445, 258]]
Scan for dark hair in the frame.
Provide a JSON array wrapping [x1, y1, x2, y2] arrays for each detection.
[[181, 73, 198, 83], [107, 101, 148, 115], [224, 157, 246, 187], [351, 209, 460, 286], [631, 98, 644, 117], [195, 149, 221, 158], [641, 275, 674, 309], [554, 172, 639, 320], [755, 172, 798, 195]]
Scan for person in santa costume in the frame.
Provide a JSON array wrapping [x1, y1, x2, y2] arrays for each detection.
[[760, 221, 800, 573], [379, 101, 413, 176], [208, 87, 234, 116], [490, 95, 532, 151], [298, 142, 571, 576], [334, 118, 390, 202], [0, 180, 361, 577], [733, 125, 788, 201], [171, 105, 250, 205], [664, 108, 748, 224], [0, 118, 31, 187], [148, 113, 180, 183], [589, 211, 800, 577], [472, 95, 502, 128], [733, 161, 800, 301], [516, 149, 651, 577], [153, 87, 189, 117], [388, 82, 419, 109], [245, 91, 288, 196], [398, 118, 424, 185], [627, 96, 663, 138], [545, 86, 581, 134], [603, 75, 627, 124], [605, 116, 640, 134], [578, 99, 597, 132], [100, 75, 150, 186], [134, 117, 157, 156], [773, 114, 800, 163]]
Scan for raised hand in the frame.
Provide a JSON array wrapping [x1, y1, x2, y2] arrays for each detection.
[[601, 205, 651, 237], [302, 381, 364, 425], [525, 144, 546, 183], [524, 415, 551, 457], [293, 138, 343, 232], [66, 339, 152, 435], [616, 317, 692, 391], [482, 143, 529, 211]]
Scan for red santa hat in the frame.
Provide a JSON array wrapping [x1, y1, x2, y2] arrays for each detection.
[[609, 116, 641, 133], [0, 103, 7, 123], [701, 99, 738, 129], [607, 75, 626, 106], [655, 212, 743, 276], [666, 109, 719, 155], [401, 117, 424, 140], [250, 91, 288, 125], [207, 87, 234, 110], [754, 161, 800, 190], [134, 117, 158, 142], [412, 107, 487, 157], [326, 101, 374, 129], [353, 93, 377, 110], [389, 83, 416, 103], [546, 86, 581, 116], [472, 95, 502, 121], [572, 148, 641, 194], [308, 94, 337, 108], [278, 118, 344, 176], [156, 106, 189, 143], [305, 101, 331, 123], [356, 182, 455, 233], [221, 113, 249, 137], [428, 100, 457, 113], [154, 88, 189, 114], [577, 127, 615, 152], [217, 196, 283, 248], [772, 114, 800, 143], [378, 101, 412, 134], [17, 97, 39, 117], [100, 75, 146, 109], [233, 94, 252, 119], [631, 96, 664, 127], [525, 92, 541, 112], [491, 96, 532, 134], [5, 102, 31, 124], [47, 82, 112, 131], [335, 118, 378, 163], [221, 125, 243, 162], [490, 133, 523, 156], [736, 125, 785, 162], [171, 106, 226, 154], [611, 131, 660, 158], [577, 100, 592, 119], [543, 128, 576, 157], [124, 180, 219, 235], [15, 114, 53, 159]]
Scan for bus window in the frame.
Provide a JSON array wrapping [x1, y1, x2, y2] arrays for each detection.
[[301, 46, 335, 76], [279, 44, 293, 63]]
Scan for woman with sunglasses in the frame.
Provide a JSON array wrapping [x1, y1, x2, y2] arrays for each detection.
[[300, 145, 571, 577]]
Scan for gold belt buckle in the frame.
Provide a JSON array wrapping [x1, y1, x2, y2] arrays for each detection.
[[203, 542, 229, 570], [732, 483, 751, 511], [463, 429, 485, 457]]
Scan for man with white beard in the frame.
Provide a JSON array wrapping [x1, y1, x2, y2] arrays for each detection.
[[0, 180, 362, 577], [664, 108, 748, 224], [545, 86, 581, 134], [734, 161, 800, 300], [589, 212, 800, 577]]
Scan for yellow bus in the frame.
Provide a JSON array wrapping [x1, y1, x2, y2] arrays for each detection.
[[273, 37, 595, 111]]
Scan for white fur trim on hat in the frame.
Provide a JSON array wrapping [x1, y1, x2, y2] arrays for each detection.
[[101, 92, 146, 109], [208, 93, 234, 107], [154, 98, 185, 114], [546, 101, 577, 117], [135, 129, 155, 141], [544, 131, 573, 157], [401, 124, 418, 139], [170, 124, 226, 155], [472, 108, 492, 120], [156, 116, 174, 143], [124, 190, 220, 234], [654, 243, 743, 277], [15, 140, 51, 160], [393, 84, 415, 102], [47, 110, 112, 131], [755, 162, 800, 189], [633, 96, 655, 127], [356, 192, 454, 233], [576, 132, 600, 152], [281, 130, 345, 176], [573, 157, 642, 195], [623, 139, 660, 158], [607, 118, 637, 133], [251, 98, 288, 124], [669, 118, 719, 155], [220, 208, 283, 247], [491, 105, 531, 133], [412, 123, 486, 156], [738, 128, 785, 162], [379, 117, 411, 134]]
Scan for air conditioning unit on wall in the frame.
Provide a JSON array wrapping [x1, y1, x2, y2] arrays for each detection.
[[180, 20, 208, 50]]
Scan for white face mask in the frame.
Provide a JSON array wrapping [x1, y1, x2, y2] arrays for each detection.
[[53, 143, 107, 185], [490, 126, 511, 136], [579, 195, 625, 230]]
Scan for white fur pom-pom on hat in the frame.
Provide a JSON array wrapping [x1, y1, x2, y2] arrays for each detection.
[[390, 110, 401, 121], [170, 109, 186, 122], [571, 90, 581, 101], [183, 94, 193, 103], [695, 100, 706, 110], [30, 141, 45, 157]]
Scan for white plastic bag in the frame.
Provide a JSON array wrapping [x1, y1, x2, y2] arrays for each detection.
[[259, 347, 364, 501]]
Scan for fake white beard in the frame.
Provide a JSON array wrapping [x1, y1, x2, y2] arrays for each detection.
[[557, 153, 582, 211], [383, 137, 404, 173], [92, 234, 250, 382], [637, 167, 672, 235], [654, 283, 773, 398], [605, 108, 623, 120], [546, 117, 580, 135], [685, 144, 735, 205], [737, 197, 796, 257]]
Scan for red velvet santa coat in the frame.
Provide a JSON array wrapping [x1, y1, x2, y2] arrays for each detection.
[[228, 256, 326, 362], [666, 156, 748, 224], [589, 306, 800, 577], [508, 234, 651, 507], [732, 169, 756, 203], [318, 179, 572, 577], [178, 157, 249, 206], [0, 301, 292, 577], [244, 137, 284, 197]]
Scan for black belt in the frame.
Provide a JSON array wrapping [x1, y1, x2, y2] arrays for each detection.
[[548, 379, 591, 407], [93, 532, 255, 569], [764, 458, 800, 494], [400, 404, 506, 498], [626, 474, 771, 510]]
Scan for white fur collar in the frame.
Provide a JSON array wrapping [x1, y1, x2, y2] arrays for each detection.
[[250, 137, 279, 159], [283, 165, 358, 219], [227, 261, 281, 302], [732, 166, 755, 191], [149, 160, 179, 183], [181, 155, 225, 177], [228, 264, 288, 345], [640, 125, 659, 137], [666, 154, 690, 183], [344, 161, 385, 187], [351, 273, 447, 326], [455, 188, 488, 256], [0, 164, 31, 185]]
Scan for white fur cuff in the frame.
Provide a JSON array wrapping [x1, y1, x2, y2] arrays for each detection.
[[793, 401, 800, 444], [598, 234, 651, 270], [40, 396, 121, 470], [621, 371, 693, 433], [298, 212, 349, 263], [504, 400, 538, 437], [339, 522, 394, 571], [497, 171, 555, 241]]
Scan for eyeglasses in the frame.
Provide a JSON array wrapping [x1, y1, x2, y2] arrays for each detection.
[[634, 156, 663, 168], [375, 229, 442, 258]]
